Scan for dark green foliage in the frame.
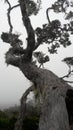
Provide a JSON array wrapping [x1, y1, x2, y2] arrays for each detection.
[[25, 0, 41, 16], [1, 32, 9, 43], [69, 21, 73, 34], [0, 114, 17, 130], [0, 103, 40, 130], [33, 51, 49, 65], [35, 20, 61, 44], [62, 57, 73, 66], [1, 32, 22, 45], [35, 19, 72, 54], [65, 11, 73, 20], [34, 0, 73, 55], [0, 110, 7, 118], [23, 116, 39, 130], [59, 31, 71, 47], [48, 43, 59, 54], [0, 109, 18, 130], [52, 0, 69, 13], [21, 100, 40, 130]]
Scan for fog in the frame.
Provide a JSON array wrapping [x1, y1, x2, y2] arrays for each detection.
[[0, 0, 73, 109]]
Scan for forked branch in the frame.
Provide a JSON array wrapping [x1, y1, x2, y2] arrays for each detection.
[[5, 0, 19, 33]]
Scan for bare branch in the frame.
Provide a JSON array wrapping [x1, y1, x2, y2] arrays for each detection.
[[64, 80, 73, 83], [5, 0, 11, 7], [10, 4, 20, 11], [60, 70, 73, 79], [5, 0, 13, 33], [46, 7, 52, 24], [5, 0, 20, 33]]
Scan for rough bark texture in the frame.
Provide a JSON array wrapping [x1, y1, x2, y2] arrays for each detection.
[[39, 86, 69, 130], [15, 61, 71, 130]]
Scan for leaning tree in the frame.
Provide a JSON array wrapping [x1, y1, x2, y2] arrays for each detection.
[[1, 0, 73, 130]]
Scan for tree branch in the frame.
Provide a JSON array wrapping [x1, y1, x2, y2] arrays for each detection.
[[20, 84, 34, 104], [34, 41, 42, 50], [5, 0, 13, 33], [10, 4, 20, 11], [60, 70, 73, 79], [46, 7, 52, 24], [64, 80, 73, 83], [5, 0, 20, 33], [19, 0, 35, 60]]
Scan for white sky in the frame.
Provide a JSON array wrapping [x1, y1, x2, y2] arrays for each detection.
[[0, 0, 73, 109]]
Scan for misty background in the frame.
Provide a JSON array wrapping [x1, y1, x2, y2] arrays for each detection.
[[0, 0, 73, 109]]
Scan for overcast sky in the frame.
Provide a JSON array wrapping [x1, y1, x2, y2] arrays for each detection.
[[0, 0, 73, 109]]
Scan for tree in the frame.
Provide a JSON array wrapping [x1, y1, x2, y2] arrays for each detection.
[[1, 0, 73, 130]]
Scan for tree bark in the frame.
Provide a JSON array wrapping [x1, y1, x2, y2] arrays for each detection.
[[39, 87, 70, 130], [16, 61, 71, 130]]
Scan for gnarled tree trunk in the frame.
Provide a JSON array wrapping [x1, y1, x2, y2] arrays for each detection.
[[14, 61, 72, 130], [15, 61, 72, 130]]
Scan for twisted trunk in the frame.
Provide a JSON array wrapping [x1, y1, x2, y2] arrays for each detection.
[[15, 60, 71, 130]]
